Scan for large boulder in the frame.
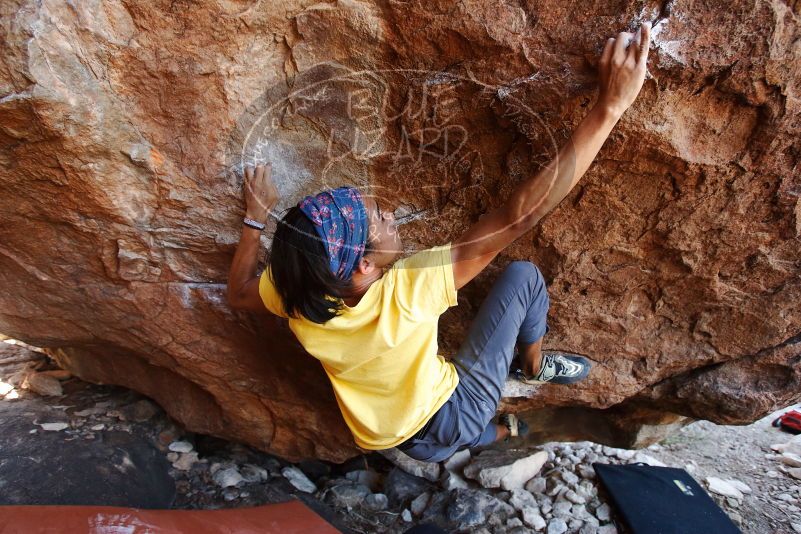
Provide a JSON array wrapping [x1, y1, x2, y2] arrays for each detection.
[[0, 0, 798, 461]]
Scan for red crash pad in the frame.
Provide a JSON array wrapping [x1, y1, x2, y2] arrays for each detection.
[[0, 500, 340, 533]]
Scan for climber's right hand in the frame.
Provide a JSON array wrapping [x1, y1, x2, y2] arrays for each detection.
[[596, 22, 651, 117], [244, 164, 279, 224]]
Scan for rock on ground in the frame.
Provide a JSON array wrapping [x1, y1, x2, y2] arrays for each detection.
[[379, 448, 441, 482], [384, 467, 430, 506], [23, 372, 63, 397], [213, 467, 244, 489], [706, 477, 744, 500], [280, 466, 316, 493], [464, 450, 549, 490]]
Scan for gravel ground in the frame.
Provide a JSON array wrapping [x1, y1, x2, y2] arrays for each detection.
[[2, 338, 799, 533]]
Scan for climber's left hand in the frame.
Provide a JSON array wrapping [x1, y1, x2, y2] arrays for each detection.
[[244, 164, 278, 224]]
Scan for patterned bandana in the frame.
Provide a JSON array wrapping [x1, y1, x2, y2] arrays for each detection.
[[297, 187, 368, 280]]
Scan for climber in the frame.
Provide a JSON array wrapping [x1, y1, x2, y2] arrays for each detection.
[[227, 23, 652, 462]]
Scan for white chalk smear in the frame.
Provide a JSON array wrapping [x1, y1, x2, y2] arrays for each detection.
[[249, 139, 318, 212], [89, 512, 159, 534], [634, 4, 687, 65]]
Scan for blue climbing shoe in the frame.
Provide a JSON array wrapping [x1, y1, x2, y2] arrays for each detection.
[[513, 352, 591, 385]]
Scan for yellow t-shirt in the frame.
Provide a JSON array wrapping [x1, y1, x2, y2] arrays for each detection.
[[258, 244, 460, 450]]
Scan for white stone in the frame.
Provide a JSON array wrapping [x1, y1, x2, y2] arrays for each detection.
[[790, 523, 801, 534], [172, 452, 199, 471], [168, 440, 194, 453], [569, 518, 584, 530], [401, 509, 412, 522], [615, 449, 636, 460], [782, 453, 801, 468], [240, 464, 269, 482], [726, 479, 751, 494], [380, 448, 440, 482], [501, 451, 549, 490], [539, 496, 553, 515], [507, 517, 524, 528], [578, 464, 596, 479], [576, 485, 594, 502], [565, 489, 586, 504], [443, 449, 471, 473], [572, 504, 589, 519], [281, 466, 316, 493], [410, 492, 430, 516], [789, 467, 801, 480], [583, 514, 600, 528], [364, 493, 388, 511], [773, 443, 801, 456], [441, 470, 470, 490], [706, 477, 743, 500], [632, 454, 666, 467], [598, 525, 618, 534], [510, 488, 539, 512], [552, 501, 572, 518], [39, 422, 69, 431], [463, 450, 548, 490], [90, 423, 105, 431], [560, 470, 580, 486], [523, 510, 547, 531], [526, 476, 547, 494], [213, 467, 244, 488], [547, 518, 568, 534], [595, 503, 611, 521]]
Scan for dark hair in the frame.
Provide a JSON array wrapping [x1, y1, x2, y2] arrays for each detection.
[[269, 206, 367, 324]]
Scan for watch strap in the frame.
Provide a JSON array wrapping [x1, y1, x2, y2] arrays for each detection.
[[243, 217, 266, 231]]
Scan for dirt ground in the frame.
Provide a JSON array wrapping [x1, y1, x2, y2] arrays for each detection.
[[642, 409, 801, 534]]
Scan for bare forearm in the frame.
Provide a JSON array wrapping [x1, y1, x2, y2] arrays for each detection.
[[453, 105, 620, 261], [508, 104, 620, 227], [451, 24, 649, 289], [227, 164, 278, 310], [227, 226, 262, 304]]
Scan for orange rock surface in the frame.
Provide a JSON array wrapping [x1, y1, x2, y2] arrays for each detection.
[[0, 0, 799, 461]]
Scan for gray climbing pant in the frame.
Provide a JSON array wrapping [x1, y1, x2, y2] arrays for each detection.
[[397, 261, 550, 462]]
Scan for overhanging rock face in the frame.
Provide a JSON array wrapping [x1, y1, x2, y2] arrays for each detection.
[[1, 0, 799, 461]]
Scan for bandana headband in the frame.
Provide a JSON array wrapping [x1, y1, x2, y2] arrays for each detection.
[[297, 187, 368, 280]]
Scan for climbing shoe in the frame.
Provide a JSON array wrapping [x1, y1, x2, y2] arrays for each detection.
[[499, 413, 529, 443], [513, 352, 591, 385]]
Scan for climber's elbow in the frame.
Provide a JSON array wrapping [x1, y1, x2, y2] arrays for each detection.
[[226, 284, 245, 309]]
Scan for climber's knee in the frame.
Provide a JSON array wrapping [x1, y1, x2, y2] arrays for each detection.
[[501, 261, 547, 296]]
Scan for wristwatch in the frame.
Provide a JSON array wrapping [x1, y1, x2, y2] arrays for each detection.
[[243, 217, 266, 231]]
